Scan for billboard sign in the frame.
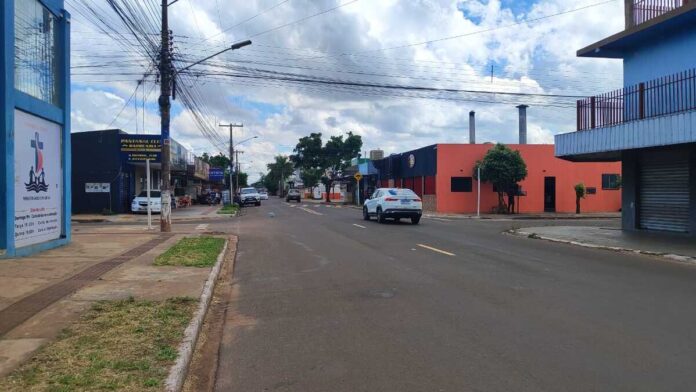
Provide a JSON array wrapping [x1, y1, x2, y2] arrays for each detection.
[[85, 183, 111, 193], [120, 135, 161, 162], [209, 167, 225, 182], [14, 110, 63, 248]]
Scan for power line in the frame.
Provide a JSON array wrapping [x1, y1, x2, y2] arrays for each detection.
[[195, 0, 291, 44]]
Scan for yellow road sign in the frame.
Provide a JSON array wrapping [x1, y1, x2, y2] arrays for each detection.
[[354, 173, 363, 181]]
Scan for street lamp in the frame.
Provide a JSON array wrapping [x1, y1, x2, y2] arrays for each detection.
[[234, 135, 258, 148], [232, 136, 258, 193]]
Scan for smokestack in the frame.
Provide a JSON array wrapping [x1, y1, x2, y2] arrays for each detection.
[[516, 105, 528, 144], [469, 111, 476, 144]]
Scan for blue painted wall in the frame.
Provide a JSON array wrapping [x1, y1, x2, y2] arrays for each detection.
[[623, 26, 696, 86]]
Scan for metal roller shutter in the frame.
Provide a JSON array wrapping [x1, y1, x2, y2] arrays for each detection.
[[639, 154, 690, 232]]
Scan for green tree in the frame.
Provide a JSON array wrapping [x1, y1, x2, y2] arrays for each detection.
[[291, 132, 362, 202], [233, 172, 248, 190], [474, 143, 528, 213], [264, 155, 294, 196], [574, 183, 586, 214]]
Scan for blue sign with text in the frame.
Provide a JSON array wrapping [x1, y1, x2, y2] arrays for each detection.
[[209, 167, 224, 182]]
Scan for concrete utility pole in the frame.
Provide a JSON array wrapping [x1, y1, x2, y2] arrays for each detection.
[[235, 150, 244, 190], [159, 0, 172, 232], [219, 123, 243, 198]]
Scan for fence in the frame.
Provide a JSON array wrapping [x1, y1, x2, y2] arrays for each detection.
[[632, 0, 687, 26], [577, 68, 696, 131]]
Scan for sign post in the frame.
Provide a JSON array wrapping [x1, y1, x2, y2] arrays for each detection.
[[354, 173, 363, 205], [146, 159, 152, 230], [477, 165, 481, 218]]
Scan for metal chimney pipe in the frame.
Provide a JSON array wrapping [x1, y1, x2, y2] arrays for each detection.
[[516, 105, 528, 144], [469, 111, 475, 144]]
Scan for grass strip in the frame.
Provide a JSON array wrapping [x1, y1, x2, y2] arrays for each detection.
[[0, 297, 197, 392], [216, 205, 238, 215], [154, 236, 225, 268]]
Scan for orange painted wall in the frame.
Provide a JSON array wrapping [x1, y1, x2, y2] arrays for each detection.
[[435, 144, 622, 214]]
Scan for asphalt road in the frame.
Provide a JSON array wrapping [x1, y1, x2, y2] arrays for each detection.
[[212, 198, 696, 392]]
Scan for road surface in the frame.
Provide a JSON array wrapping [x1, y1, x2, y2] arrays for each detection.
[[211, 198, 696, 392]]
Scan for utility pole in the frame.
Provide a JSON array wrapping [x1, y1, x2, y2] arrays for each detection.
[[219, 123, 243, 200], [159, 0, 172, 232], [235, 150, 244, 191]]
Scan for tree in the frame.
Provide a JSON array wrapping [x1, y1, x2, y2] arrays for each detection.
[[291, 132, 362, 202], [233, 172, 248, 190], [291, 133, 324, 192], [264, 155, 294, 196], [474, 143, 528, 213], [574, 183, 586, 214]]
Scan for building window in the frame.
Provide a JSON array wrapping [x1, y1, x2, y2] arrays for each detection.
[[602, 174, 621, 190], [14, 0, 60, 105], [451, 177, 472, 192], [586, 187, 597, 195]]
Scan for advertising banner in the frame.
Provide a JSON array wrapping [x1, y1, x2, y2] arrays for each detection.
[[85, 183, 111, 193], [14, 110, 63, 248], [209, 167, 225, 182], [120, 135, 161, 162]]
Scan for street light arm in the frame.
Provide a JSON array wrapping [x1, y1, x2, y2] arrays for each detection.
[[177, 40, 252, 74], [234, 136, 258, 148]]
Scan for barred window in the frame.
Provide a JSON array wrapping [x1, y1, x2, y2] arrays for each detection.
[[602, 174, 621, 190]]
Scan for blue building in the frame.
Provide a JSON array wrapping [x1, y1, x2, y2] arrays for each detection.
[[555, 0, 696, 235], [1, 0, 71, 257]]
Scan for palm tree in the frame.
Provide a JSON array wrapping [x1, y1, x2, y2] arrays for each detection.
[[265, 155, 294, 196]]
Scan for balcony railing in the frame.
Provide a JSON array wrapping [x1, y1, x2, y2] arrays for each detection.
[[631, 0, 688, 26], [577, 68, 696, 131]]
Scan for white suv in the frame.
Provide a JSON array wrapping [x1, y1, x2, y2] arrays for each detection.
[[363, 188, 422, 224]]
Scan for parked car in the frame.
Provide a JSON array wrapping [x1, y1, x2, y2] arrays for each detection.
[[131, 191, 162, 213], [259, 190, 269, 200], [286, 188, 301, 203], [239, 187, 262, 206], [363, 188, 422, 224]]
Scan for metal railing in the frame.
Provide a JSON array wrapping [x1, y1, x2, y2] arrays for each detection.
[[632, 0, 687, 26], [577, 68, 696, 130]]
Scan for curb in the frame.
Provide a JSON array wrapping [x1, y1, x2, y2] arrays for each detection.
[[508, 229, 696, 265], [164, 238, 230, 392]]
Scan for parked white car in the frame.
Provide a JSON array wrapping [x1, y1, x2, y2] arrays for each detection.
[[131, 191, 161, 213], [363, 188, 422, 224], [239, 187, 262, 206], [259, 190, 269, 200]]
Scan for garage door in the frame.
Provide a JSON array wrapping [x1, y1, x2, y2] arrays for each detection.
[[639, 154, 690, 232]]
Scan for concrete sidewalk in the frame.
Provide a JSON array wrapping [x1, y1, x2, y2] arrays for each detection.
[[513, 226, 696, 263], [71, 204, 222, 223], [425, 211, 621, 220], [0, 221, 223, 377]]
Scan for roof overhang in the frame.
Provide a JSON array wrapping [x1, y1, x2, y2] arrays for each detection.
[[578, 4, 696, 59]]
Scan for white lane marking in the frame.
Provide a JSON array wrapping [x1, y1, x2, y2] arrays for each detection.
[[417, 243, 456, 257], [352, 224, 367, 229], [300, 207, 324, 216], [195, 224, 208, 231]]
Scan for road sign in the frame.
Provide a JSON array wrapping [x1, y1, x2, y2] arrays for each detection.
[[354, 173, 363, 181]]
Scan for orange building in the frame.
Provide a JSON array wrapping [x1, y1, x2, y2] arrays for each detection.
[[373, 144, 622, 214]]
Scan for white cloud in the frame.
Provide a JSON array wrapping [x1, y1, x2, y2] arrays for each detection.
[[68, 0, 626, 182]]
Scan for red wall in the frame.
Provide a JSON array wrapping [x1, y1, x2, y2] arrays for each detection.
[[435, 144, 622, 214]]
